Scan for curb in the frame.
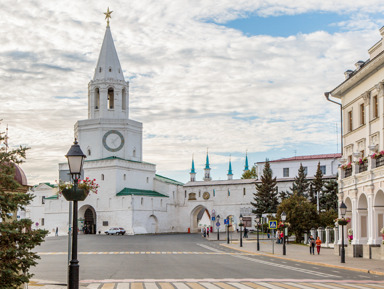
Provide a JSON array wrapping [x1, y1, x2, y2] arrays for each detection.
[[220, 244, 384, 276]]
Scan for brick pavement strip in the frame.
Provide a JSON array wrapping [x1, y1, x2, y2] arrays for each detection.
[[28, 280, 384, 289]]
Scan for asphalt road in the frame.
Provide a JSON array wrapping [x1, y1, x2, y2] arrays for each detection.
[[31, 233, 383, 284]]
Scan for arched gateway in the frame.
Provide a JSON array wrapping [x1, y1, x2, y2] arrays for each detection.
[[79, 205, 96, 234], [190, 205, 209, 233]]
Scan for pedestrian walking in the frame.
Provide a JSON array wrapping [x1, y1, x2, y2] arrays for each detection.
[[243, 227, 248, 238], [308, 235, 315, 255], [276, 230, 280, 243], [316, 236, 322, 255]]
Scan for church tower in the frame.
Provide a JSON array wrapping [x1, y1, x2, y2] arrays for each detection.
[[75, 10, 143, 162], [204, 150, 211, 181]]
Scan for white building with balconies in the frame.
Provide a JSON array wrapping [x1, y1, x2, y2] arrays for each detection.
[[327, 26, 384, 260]]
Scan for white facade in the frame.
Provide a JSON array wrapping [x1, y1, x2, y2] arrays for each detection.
[[328, 26, 384, 259], [256, 153, 340, 194]]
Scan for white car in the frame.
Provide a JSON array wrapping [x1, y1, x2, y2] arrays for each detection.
[[104, 227, 126, 235]]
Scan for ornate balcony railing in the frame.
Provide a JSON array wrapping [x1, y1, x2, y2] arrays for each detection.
[[376, 156, 384, 168], [344, 167, 352, 178], [358, 162, 368, 173]]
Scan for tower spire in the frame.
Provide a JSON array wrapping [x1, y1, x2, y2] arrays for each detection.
[[190, 154, 196, 182], [204, 149, 211, 181], [93, 13, 124, 82], [244, 150, 249, 172], [227, 155, 233, 180], [205, 148, 210, 169]]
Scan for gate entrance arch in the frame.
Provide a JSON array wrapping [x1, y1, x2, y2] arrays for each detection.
[[146, 215, 158, 234], [79, 205, 96, 234], [190, 205, 209, 233]]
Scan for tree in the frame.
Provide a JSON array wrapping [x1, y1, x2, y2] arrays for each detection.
[[241, 165, 257, 179], [251, 160, 278, 215], [277, 192, 319, 243], [310, 162, 324, 205], [279, 190, 292, 201], [319, 209, 338, 228], [0, 125, 48, 288], [321, 179, 338, 211], [290, 163, 309, 197]]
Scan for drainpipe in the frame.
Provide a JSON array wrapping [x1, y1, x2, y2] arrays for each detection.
[[324, 92, 343, 156]]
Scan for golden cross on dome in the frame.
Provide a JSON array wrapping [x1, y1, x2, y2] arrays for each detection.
[[104, 7, 113, 27]]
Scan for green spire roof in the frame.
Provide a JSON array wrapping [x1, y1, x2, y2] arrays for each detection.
[[228, 158, 233, 175], [205, 151, 210, 169], [190, 156, 196, 174], [244, 152, 249, 171]]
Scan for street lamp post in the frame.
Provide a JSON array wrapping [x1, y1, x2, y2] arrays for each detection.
[[281, 212, 287, 256], [340, 202, 347, 264], [239, 214, 243, 247], [227, 217, 230, 244], [66, 140, 86, 289], [256, 215, 260, 251], [217, 215, 221, 241]]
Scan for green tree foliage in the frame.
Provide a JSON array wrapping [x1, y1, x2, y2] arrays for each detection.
[[251, 160, 278, 215], [241, 165, 257, 179], [0, 126, 48, 288], [277, 192, 319, 243], [319, 209, 338, 228], [321, 179, 338, 211], [310, 162, 324, 205], [279, 190, 292, 201], [290, 163, 309, 197]]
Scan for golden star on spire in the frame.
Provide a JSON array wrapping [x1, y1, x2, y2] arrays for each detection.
[[104, 7, 113, 27]]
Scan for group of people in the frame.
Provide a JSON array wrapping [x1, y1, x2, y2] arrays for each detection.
[[275, 230, 284, 243], [307, 235, 322, 255], [202, 227, 210, 237]]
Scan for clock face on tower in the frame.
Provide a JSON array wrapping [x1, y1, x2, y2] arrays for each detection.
[[102, 130, 125, 152]]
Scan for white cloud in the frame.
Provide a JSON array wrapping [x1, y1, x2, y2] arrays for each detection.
[[0, 1, 382, 184]]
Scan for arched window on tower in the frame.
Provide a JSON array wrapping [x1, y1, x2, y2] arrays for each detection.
[[108, 88, 114, 109], [122, 88, 127, 111], [95, 88, 100, 109]]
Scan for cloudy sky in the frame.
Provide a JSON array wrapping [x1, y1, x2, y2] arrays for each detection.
[[1, 1, 384, 185]]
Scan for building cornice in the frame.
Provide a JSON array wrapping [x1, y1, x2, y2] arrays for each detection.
[[330, 50, 384, 98]]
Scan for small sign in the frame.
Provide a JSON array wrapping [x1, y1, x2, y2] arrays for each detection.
[[212, 217, 215, 221], [212, 209, 215, 214], [269, 220, 277, 229], [224, 219, 228, 225], [216, 222, 220, 227]]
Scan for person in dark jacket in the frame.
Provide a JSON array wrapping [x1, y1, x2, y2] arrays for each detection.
[[308, 235, 315, 255]]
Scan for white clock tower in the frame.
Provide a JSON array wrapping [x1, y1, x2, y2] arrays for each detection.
[[45, 10, 184, 236], [75, 17, 142, 162]]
